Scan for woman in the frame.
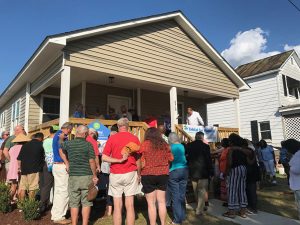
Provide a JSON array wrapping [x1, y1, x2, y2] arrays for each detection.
[[140, 127, 173, 225], [283, 139, 300, 220], [259, 140, 277, 184], [167, 132, 188, 225], [223, 133, 248, 218], [219, 138, 230, 203], [6, 133, 30, 203], [280, 141, 290, 184]]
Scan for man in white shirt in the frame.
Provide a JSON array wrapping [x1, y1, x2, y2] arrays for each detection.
[[119, 105, 132, 121], [186, 107, 204, 126]]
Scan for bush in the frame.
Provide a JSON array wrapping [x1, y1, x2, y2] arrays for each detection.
[[19, 198, 40, 221], [0, 181, 11, 213]]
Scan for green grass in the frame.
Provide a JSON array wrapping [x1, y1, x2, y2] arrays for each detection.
[[257, 175, 298, 219]]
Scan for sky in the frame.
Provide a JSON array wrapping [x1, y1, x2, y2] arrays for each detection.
[[0, 0, 300, 94]]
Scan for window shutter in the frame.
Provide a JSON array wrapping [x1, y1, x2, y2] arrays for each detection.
[[250, 120, 259, 144], [282, 75, 287, 96]]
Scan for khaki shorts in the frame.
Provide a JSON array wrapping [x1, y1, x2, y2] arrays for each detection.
[[109, 171, 139, 197], [19, 172, 39, 191], [69, 175, 93, 208]]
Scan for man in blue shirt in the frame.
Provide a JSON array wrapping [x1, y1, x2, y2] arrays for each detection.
[[51, 122, 73, 224]]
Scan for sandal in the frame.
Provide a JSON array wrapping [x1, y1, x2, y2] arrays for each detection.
[[222, 211, 236, 218]]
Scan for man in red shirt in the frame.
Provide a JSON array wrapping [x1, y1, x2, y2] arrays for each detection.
[[102, 118, 140, 225], [86, 128, 100, 172]]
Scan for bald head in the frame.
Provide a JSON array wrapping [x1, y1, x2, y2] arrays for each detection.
[[76, 125, 88, 138], [14, 125, 24, 136]]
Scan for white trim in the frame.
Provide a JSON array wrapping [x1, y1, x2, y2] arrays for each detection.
[[243, 69, 281, 81], [170, 87, 178, 131], [40, 94, 60, 124], [279, 50, 297, 69], [59, 66, 71, 127], [24, 83, 30, 132]]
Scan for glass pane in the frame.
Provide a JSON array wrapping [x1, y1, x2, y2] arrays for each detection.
[[15, 101, 20, 118], [43, 114, 60, 123], [261, 131, 272, 140], [43, 98, 60, 114], [260, 121, 270, 131]]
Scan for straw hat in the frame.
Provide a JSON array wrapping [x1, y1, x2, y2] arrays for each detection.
[[12, 133, 31, 143]]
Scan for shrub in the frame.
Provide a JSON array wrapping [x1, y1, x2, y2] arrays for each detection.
[[0, 181, 11, 213], [19, 198, 40, 221]]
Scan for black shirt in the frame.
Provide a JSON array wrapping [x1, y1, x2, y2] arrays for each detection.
[[186, 140, 213, 180], [17, 139, 45, 175], [231, 148, 247, 168]]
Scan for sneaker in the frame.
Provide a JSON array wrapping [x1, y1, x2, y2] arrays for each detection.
[[185, 203, 194, 210]]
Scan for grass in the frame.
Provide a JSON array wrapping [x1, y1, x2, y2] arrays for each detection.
[[257, 175, 298, 219]]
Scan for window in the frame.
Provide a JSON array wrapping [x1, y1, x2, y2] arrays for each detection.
[[250, 120, 259, 143], [0, 111, 6, 130], [11, 100, 20, 123], [42, 96, 60, 122], [282, 75, 300, 99], [260, 121, 272, 140]]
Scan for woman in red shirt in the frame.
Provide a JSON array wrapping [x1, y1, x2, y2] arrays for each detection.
[[219, 138, 230, 203], [140, 128, 173, 225]]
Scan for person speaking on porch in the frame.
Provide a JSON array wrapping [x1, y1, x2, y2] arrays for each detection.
[[186, 107, 204, 126], [119, 105, 132, 121]]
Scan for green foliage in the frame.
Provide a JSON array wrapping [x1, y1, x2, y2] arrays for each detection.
[[0, 181, 11, 213], [19, 198, 40, 221]]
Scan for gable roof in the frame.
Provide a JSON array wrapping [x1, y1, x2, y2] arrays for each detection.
[[235, 50, 294, 79], [0, 11, 249, 107]]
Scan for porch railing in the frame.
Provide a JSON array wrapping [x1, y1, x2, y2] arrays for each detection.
[[28, 118, 149, 141]]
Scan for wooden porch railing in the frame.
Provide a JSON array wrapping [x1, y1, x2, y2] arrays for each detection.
[[28, 118, 149, 141], [174, 124, 193, 143]]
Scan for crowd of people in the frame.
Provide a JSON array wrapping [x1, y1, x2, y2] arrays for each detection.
[[0, 116, 300, 225]]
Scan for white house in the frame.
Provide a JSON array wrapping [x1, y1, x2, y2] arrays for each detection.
[[0, 11, 248, 136], [207, 50, 300, 147]]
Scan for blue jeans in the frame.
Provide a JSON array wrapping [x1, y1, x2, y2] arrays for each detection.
[[168, 167, 188, 224]]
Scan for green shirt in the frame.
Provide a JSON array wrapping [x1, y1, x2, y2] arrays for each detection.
[[4, 135, 16, 149], [62, 137, 95, 176]]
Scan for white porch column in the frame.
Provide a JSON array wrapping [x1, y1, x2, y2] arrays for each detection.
[[81, 81, 86, 117], [24, 83, 30, 132], [137, 88, 141, 117], [170, 87, 178, 132], [59, 66, 71, 127]]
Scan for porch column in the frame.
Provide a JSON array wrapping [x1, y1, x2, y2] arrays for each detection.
[[81, 81, 86, 117], [170, 87, 178, 132], [137, 88, 141, 117], [24, 82, 30, 132], [59, 66, 71, 127]]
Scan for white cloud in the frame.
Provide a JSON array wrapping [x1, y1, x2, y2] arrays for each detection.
[[221, 28, 280, 67], [284, 44, 300, 56]]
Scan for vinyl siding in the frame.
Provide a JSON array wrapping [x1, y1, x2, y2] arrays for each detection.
[[0, 86, 26, 132], [207, 99, 238, 127], [239, 73, 284, 147], [64, 20, 238, 98], [278, 54, 300, 106], [28, 95, 40, 129]]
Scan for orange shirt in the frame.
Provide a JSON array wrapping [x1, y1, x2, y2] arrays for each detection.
[[219, 147, 229, 174]]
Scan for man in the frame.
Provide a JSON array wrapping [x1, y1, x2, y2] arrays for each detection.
[[17, 132, 45, 200], [60, 125, 98, 225], [86, 128, 100, 172], [0, 131, 10, 172], [186, 107, 204, 126], [119, 105, 132, 121], [102, 118, 141, 225], [3, 125, 24, 172], [40, 126, 57, 214], [51, 122, 73, 224], [158, 125, 168, 143], [186, 132, 213, 216]]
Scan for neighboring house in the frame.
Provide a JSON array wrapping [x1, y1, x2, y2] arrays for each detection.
[[208, 50, 300, 147], [0, 11, 248, 134]]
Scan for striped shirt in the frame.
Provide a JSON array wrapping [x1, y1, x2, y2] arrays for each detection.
[[62, 137, 95, 176]]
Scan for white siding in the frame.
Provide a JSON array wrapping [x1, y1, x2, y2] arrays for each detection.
[[207, 99, 238, 127], [278, 54, 300, 106], [239, 73, 284, 147]]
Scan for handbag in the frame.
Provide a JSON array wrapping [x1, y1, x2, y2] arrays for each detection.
[[87, 182, 98, 202]]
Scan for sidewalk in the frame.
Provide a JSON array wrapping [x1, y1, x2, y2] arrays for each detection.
[[191, 199, 300, 225]]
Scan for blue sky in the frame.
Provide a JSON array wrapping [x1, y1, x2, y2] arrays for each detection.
[[0, 0, 300, 93]]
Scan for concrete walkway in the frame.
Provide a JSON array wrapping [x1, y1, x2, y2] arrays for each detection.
[[191, 199, 300, 225]]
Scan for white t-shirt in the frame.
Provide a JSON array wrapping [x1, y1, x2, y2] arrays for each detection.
[[289, 150, 300, 191], [186, 111, 204, 126]]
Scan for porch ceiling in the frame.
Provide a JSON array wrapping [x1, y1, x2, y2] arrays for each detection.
[[52, 67, 229, 100]]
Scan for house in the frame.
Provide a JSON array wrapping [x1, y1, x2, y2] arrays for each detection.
[[207, 50, 300, 147], [0, 11, 248, 135]]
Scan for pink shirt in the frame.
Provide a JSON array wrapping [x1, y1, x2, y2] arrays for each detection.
[[86, 136, 100, 156], [7, 144, 22, 181]]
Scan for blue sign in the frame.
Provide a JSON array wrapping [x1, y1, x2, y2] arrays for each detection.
[[87, 120, 111, 141]]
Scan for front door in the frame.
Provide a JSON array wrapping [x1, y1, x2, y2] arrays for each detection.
[[107, 95, 132, 116]]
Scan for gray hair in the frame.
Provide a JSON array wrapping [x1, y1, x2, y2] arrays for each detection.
[[61, 122, 73, 130], [76, 125, 88, 136], [168, 132, 180, 144], [89, 128, 97, 134], [117, 118, 129, 128]]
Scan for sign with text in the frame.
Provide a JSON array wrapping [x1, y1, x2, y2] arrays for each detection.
[[183, 125, 218, 142]]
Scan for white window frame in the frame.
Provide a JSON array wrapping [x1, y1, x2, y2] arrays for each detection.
[[259, 121, 272, 141], [40, 94, 60, 123], [10, 99, 21, 133], [0, 111, 6, 132]]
